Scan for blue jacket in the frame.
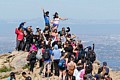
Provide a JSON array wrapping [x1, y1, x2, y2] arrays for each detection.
[[53, 45, 61, 60]]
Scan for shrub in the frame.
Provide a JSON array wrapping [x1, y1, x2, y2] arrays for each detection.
[[22, 64, 29, 69], [0, 66, 11, 73], [1, 75, 9, 79]]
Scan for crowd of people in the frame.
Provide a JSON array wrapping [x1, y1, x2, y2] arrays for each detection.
[[7, 9, 112, 80]]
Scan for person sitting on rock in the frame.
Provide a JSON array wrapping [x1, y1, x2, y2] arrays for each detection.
[[99, 62, 110, 77]]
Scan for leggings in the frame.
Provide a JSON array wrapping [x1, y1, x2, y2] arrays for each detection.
[[30, 61, 35, 72]]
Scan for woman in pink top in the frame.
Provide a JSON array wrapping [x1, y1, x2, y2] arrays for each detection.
[[15, 27, 24, 51], [29, 43, 38, 54]]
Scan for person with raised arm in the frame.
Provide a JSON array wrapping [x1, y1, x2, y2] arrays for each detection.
[[52, 12, 68, 30], [42, 8, 51, 30]]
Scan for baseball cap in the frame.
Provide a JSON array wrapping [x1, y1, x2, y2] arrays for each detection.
[[103, 62, 107, 66]]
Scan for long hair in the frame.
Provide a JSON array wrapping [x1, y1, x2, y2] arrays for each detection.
[[53, 12, 59, 19]]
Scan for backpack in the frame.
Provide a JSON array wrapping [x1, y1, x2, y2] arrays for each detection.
[[29, 51, 37, 62], [43, 49, 50, 60], [58, 59, 66, 68], [85, 61, 93, 74], [68, 62, 75, 76], [30, 52, 37, 60], [78, 49, 86, 60], [87, 50, 96, 63], [27, 51, 36, 61], [36, 49, 42, 60]]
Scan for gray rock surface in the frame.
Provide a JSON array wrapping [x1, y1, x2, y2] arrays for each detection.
[[10, 51, 29, 69]]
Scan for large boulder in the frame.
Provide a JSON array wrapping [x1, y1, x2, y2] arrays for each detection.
[[10, 51, 29, 69]]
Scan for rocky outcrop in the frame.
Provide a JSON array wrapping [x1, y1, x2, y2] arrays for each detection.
[[10, 51, 28, 69], [0, 51, 120, 80], [0, 51, 29, 79]]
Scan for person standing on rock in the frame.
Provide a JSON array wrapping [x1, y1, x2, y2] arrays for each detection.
[[25, 30, 33, 52], [42, 8, 51, 30], [42, 45, 53, 77], [52, 12, 68, 30], [15, 26, 24, 51], [52, 44, 61, 76], [66, 56, 76, 80], [28, 43, 37, 74]]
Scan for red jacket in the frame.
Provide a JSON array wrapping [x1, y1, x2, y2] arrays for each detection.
[[15, 28, 24, 40]]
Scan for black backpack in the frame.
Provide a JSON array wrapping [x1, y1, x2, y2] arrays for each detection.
[[29, 51, 36, 61], [85, 61, 93, 74], [87, 50, 96, 63], [43, 49, 50, 60], [78, 49, 86, 60]]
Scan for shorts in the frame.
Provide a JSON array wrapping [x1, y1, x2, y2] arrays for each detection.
[[45, 23, 50, 29], [59, 67, 66, 71], [53, 24, 59, 27], [45, 23, 50, 26]]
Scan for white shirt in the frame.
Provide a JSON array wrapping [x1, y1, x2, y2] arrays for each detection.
[[73, 69, 81, 80], [53, 18, 60, 24]]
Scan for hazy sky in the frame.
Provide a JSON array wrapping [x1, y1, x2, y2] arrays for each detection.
[[0, 0, 120, 20]]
